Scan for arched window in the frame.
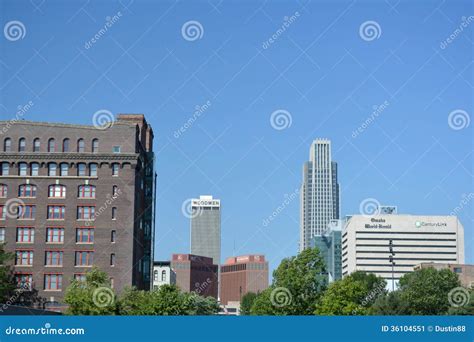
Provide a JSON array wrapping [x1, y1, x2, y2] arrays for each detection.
[[92, 139, 99, 153], [48, 184, 66, 198], [78, 185, 96, 199], [31, 163, 39, 176], [0, 184, 7, 197], [33, 138, 40, 152], [60, 163, 68, 176], [153, 270, 158, 281], [1, 163, 9, 176], [161, 270, 166, 281], [112, 185, 118, 196], [77, 139, 85, 153], [18, 138, 26, 152], [48, 138, 55, 153], [89, 163, 98, 177], [18, 162, 28, 176], [19, 184, 37, 197], [77, 163, 86, 176], [48, 163, 57, 176], [62, 138, 70, 152], [3, 138, 11, 152], [112, 163, 119, 176]]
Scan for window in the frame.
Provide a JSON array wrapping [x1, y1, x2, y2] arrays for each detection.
[[31, 163, 39, 176], [110, 253, 115, 266], [112, 207, 117, 220], [77, 139, 85, 153], [4, 138, 11, 152], [77, 163, 86, 176], [18, 162, 28, 176], [60, 163, 68, 176], [92, 139, 99, 153], [18, 205, 36, 219], [15, 250, 33, 266], [74, 274, 86, 282], [44, 274, 62, 290], [0, 227, 4, 242], [48, 163, 57, 176], [18, 138, 26, 152], [77, 206, 95, 220], [16, 227, 35, 243], [48, 185, 66, 198], [112, 146, 121, 153], [110, 277, 114, 289], [112, 163, 119, 176], [161, 270, 166, 281], [46, 227, 64, 243], [76, 228, 94, 243], [89, 163, 97, 177], [62, 138, 70, 152], [19, 184, 36, 197], [47, 206, 65, 220], [15, 274, 32, 290], [75, 251, 93, 266], [153, 270, 158, 281], [48, 138, 55, 153], [453, 267, 463, 274], [1, 163, 9, 176], [78, 185, 95, 198], [0, 184, 7, 197], [45, 251, 63, 266], [33, 138, 40, 152], [111, 230, 116, 243], [112, 185, 118, 196], [0, 206, 5, 220]]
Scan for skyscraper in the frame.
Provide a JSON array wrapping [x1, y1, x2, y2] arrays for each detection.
[[299, 139, 340, 252], [190, 195, 221, 265]]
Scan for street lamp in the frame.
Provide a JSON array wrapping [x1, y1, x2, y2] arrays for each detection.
[[388, 239, 396, 291]]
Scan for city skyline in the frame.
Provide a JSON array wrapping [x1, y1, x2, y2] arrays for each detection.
[[0, 0, 472, 277]]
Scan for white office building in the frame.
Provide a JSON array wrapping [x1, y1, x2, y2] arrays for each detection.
[[342, 211, 465, 289], [152, 261, 176, 290], [299, 139, 340, 251]]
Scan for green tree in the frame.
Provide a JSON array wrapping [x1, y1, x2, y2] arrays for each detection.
[[64, 267, 116, 315], [240, 292, 257, 315], [371, 290, 408, 315], [184, 293, 220, 315], [0, 243, 15, 303], [251, 248, 327, 315], [396, 267, 461, 315]]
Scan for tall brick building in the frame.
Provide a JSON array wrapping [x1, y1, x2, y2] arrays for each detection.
[[0, 114, 156, 309], [220, 255, 269, 305]]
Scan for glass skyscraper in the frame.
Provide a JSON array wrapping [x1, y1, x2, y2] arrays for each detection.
[[311, 219, 342, 283], [300, 139, 340, 252]]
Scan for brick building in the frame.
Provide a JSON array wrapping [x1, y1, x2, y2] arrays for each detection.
[[220, 255, 268, 305], [170, 254, 218, 299], [0, 114, 156, 309]]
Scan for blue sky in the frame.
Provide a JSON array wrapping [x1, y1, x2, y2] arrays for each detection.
[[1, 0, 472, 275]]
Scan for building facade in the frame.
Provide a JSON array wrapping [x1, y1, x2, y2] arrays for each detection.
[[220, 255, 269, 305], [300, 139, 339, 252], [342, 213, 465, 289], [310, 219, 342, 283], [0, 114, 156, 308], [414, 263, 474, 288], [190, 195, 221, 265], [152, 261, 176, 290], [170, 254, 218, 299]]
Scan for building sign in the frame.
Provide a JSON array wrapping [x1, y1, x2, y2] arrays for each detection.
[[415, 221, 447, 228], [365, 218, 392, 229]]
